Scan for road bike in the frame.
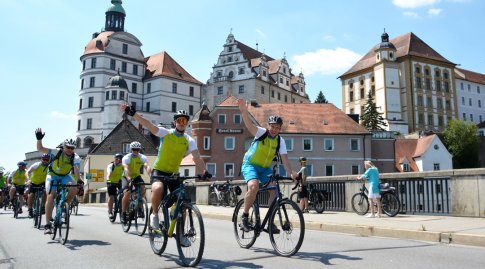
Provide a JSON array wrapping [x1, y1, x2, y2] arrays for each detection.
[[289, 180, 327, 213], [351, 182, 401, 217], [109, 184, 123, 223], [149, 173, 205, 267], [49, 182, 80, 245], [208, 178, 241, 207], [2, 187, 10, 210], [11, 187, 22, 219], [121, 181, 150, 236], [31, 185, 45, 229], [232, 160, 305, 257]]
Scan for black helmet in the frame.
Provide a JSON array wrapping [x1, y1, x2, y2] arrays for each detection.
[[268, 115, 283, 125], [174, 110, 190, 121], [299, 157, 307, 162], [114, 153, 123, 159]]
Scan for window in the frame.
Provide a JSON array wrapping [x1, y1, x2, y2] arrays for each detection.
[[261, 86, 265, 94], [216, 71, 222, 77], [360, 88, 364, 99], [189, 86, 194, 97], [82, 60, 86, 71], [228, 56, 232, 62], [324, 138, 334, 151], [110, 59, 116, 70], [184, 169, 189, 177], [147, 83, 151, 94], [79, 99, 83, 109], [121, 62, 127, 72], [438, 116, 444, 127], [349, 91, 354, 102], [478, 86, 481, 94], [120, 91, 125, 100], [262, 70, 267, 77], [285, 95, 288, 102], [415, 67, 420, 73], [122, 143, 131, 154], [325, 165, 334, 176], [445, 100, 451, 110], [444, 81, 449, 92], [86, 118, 92, 129], [460, 83, 464, 90], [418, 113, 424, 125], [146, 102, 150, 112], [172, 83, 177, 93], [435, 80, 441, 91], [77, 120, 81, 131], [433, 163, 440, 171], [171, 102, 176, 112], [437, 98, 443, 109], [415, 77, 422, 88], [463, 113, 466, 120], [427, 97, 432, 108], [217, 86, 223, 95], [234, 114, 241, 124], [111, 90, 117, 100], [479, 100, 482, 108], [277, 92, 281, 100], [81, 79, 84, 89], [305, 164, 313, 176], [228, 46, 233, 52], [224, 163, 234, 177], [469, 98, 472, 106], [218, 114, 226, 124], [203, 136, 211, 150], [189, 105, 194, 115], [122, 43, 128, 54], [284, 138, 293, 151], [89, 77, 95, 87], [132, 83, 137, 93], [425, 78, 431, 90], [131, 101, 137, 110], [468, 84, 471, 91], [271, 90, 274, 98], [132, 65, 138, 75], [351, 165, 359, 175], [417, 96, 423, 106], [238, 68, 244, 75], [88, 97, 94, 108], [428, 114, 434, 126], [280, 77, 283, 83], [470, 114, 474, 122], [224, 137, 235, 150], [350, 138, 359, 151], [403, 163, 410, 172], [91, 57, 97, 68], [462, 97, 465, 105], [303, 138, 312, 151], [206, 163, 216, 176], [425, 69, 429, 76], [239, 85, 244, 94]]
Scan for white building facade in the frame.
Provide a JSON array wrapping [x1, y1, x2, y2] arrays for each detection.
[[454, 68, 485, 124]]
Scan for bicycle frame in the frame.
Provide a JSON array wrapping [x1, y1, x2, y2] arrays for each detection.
[[251, 182, 283, 237]]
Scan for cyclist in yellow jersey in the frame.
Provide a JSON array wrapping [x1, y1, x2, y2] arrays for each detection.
[[121, 142, 151, 223], [26, 154, 50, 218], [106, 153, 124, 218], [35, 128, 83, 234], [121, 104, 211, 234], [8, 161, 29, 214], [0, 167, 6, 207], [237, 98, 297, 232]]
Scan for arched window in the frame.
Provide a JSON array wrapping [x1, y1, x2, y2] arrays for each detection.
[[228, 71, 234, 78], [84, 136, 94, 147]]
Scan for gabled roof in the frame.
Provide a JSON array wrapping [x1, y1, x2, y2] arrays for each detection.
[[83, 31, 114, 55], [340, 32, 455, 78], [455, 68, 485, 84], [395, 134, 438, 172], [236, 40, 274, 63], [144, 51, 202, 85]]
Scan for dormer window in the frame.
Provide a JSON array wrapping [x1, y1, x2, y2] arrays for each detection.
[[376, 53, 380, 60], [283, 67, 286, 74], [262, 70, 267, 77], [228, 46, 233, 52], [228, 56, 232, 62], [389, 52, 393, 59]]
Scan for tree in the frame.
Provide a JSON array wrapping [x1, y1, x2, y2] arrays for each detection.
[[443, 119, 480, 168], [360, 91, 387, 131], [314, 91, 329, 103]]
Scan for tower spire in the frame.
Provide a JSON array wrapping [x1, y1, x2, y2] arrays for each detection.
[[105, 0, 126, 32]]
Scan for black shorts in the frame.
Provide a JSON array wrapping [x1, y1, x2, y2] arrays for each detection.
[[150, 170, 179, 194], [13, 184, 26, 195], [107, 182, 122, 196], [30, 183, 45, 194], [298, 186, 309, 199], [122, 176, 144, 191]]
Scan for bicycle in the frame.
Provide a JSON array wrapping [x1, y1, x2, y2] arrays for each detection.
[[109, 184, 123, 223], [148, 174, 205, 267], [289, 180, 327, 213], [2, 187, 10, 211], [11, 188, 21, 219], [69, 196, 79, 216], [232, 161, 305, 257], [351, 182, 401, 217], [208, 179, 241, 207], [48, 182, 79, 245], [31, 185, 45, 229], [121, 181, 150, 236]]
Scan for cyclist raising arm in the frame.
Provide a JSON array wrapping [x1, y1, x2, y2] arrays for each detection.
[[237, 98, 297, 232]]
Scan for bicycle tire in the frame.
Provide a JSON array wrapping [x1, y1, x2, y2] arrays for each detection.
[[351, 193, 369, 215], [313, 191, 326, 214], [111, 194, 122, 223], [134, 198, 149, 236], [233, 198, 257, 249], [122, 201, 134, 233], [149, 206, 168, 255], [73, 197, 79, 216], [289, 191, 300, 204], [381, 192, 400, 217], [13, 196, 19, 219], [269, 199, 305, 257], [51, 205, 60, 241], [176, 203, 205, 267], [59, 202, 70, 245], [36, 195, 43, 229], [208, 192, 218, 206]]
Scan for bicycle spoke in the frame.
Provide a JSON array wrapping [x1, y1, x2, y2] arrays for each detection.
[[176, 203, 205, 267], [269, 200, 304, 256]]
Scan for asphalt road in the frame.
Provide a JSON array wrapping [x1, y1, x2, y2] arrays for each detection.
[[1, 205, 485, 269]]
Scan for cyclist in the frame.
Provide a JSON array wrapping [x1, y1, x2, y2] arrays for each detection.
[[8, 161, 29, 214], [35, 128, 82, 234], [237, 98, 297, 232], [26, 154, 50, 218], [121, 141, 151, 224], [297, 157, 309, 213], [357, 160, 382, 218], [0, 167, 7, 207], [106, 153, 123, 219], [122, 104, 211, 246]]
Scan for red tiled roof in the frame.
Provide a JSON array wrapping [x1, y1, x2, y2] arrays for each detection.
[[83, 31, 114, 55], [268, 60, 282, 74], [236, 40, 274, 62], [413, 134, 435, 158], [144, 51, 201, 85], [455, 68, 485, 84], [394, 134, 437, 172], [340, 32, 455, 78]]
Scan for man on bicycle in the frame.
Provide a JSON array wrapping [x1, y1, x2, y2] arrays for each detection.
[[26, 154, 50, 218], [8, 161, 29, 214], [237, 98, 297, 232], [106, 153, 123, 219], [0, 167, 7, 207], [35, 128, 82, 234], [121, 141, 151, 223], [121, 104, 211, 241]]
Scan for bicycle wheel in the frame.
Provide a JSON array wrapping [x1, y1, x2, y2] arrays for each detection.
[[269, 199, 305, 257], [149, 206, 168, 255], [134, 198, 148, 236], [59, 202, 70, 245], [233, 199, 257, 249], [51, 206, 60, 240], [111, 194, 122, 223], [73, 197, 79, 215], [313, 191, 326, 214], [36, 195, 43, 229], [208, 192, 218, 206], [381, 192, 400, 217], [122, 201, 133, 232], [289, 191, 300, 204], [12, 197, 19, 219], [351, 193, 369, 215], [176, 203, 205, 267]]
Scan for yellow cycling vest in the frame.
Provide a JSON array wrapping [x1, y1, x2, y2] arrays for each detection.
[[126, 155, 145, 179], [11, 169, 27, 186], [107, 163, 123, 183], [244, 135, 279, 168], [153, 132, 189, 174], [30, 163, 48, 185], [49, 152, 74, 176]]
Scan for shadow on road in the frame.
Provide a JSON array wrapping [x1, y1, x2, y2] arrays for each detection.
[[64, 239, 111, 250], [158, 253, 264, 268]]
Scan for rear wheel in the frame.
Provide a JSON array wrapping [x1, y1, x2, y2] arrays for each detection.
[[59, 202, 70, 245], [351, 193, 369, 215], [73, 197, 79, 215], [313, 191, 326, 214], [176, 203, 205, 267], [12, 196, 19, 219], [269, 199, 305, 256], [381, 192, 400, 217], [149, 206, 168, 255], [233, 199, 257, 249], [134, 198, 149, 236]]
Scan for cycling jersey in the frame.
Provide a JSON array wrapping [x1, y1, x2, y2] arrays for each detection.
[[243, 126, 288, 168], [122, 153, 148, 179], [106, 162, 123, 183], [29, 161, 49, 185], [0, 175, 6, 188], [10, 169, 27, 186], [47, 149, 81, 176], [153, 128, 196, 174]]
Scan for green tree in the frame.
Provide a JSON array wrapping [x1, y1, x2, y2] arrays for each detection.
[[443, 119, 480, 168], [360, 91, 387, 131], [314, 91, 329, 103]]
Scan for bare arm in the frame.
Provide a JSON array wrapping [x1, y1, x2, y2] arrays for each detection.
[[120, 103, 159, 135], [281, 154, 298, 180], [73, 166, 81, 182], [144, 163, 151, 177], [122, 163, 131, 181], [191, 150, 207, 175], [237, 99, 258, 136]]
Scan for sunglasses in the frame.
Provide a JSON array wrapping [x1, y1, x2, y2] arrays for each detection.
[[176, 117, 188, 125], [132, 148, 140, 151], [65, 146, 75, 150]]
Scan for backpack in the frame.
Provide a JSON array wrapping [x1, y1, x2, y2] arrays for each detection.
[[48, 149, 75, 176]]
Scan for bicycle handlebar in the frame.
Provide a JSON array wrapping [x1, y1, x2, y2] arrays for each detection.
[[292, 179, 301, 190], [48, 183, 81, 195]]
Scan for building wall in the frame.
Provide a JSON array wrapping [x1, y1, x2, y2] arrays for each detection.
[[455, 78, 485, 124]]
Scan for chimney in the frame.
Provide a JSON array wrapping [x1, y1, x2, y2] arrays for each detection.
[[92, 32, 99, 39], [250, 100, 259, 107]]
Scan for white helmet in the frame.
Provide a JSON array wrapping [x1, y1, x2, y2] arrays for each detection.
[[63, 138, 77, 147], [130, 141, 142, 150]]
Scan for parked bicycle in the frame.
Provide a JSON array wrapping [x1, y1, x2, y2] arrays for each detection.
[[49, 182, 80, 245], [31, 185, 45, 229], [351, 182, 400, 217], [149, 173, 205, 267], [109, 186, 124, 223], [121, 181, 150, 236], [208, 179, 242, 207], [232, 161, 305, 257], [289, 180, 327, 213]]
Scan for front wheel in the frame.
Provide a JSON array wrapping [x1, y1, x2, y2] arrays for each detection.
[[134, 198, 149, 236], [121, 201, 133, 233], [312, 191, 326, 214], [381, 192, 400, 217], [269, 199, 305, 257], [59, 202, 70, 245], [149, 206, 168, 255], [12, 197, 19, 219], [351, 193, 369, 215], [232, 199, 257, 249], [176, 203, 205, 267], [35, 195, 43, 229]]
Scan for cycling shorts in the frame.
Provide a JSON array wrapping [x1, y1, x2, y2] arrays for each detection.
[[298, 186, 309, 199], [13, 184, 26, 195], [241, 163, 272, 184], [46, 174, 75, 191], [30, 183, 45, 195], [107, 182, 122, 196], [122, 176, 144, 191], [150, 170, 179, 193]]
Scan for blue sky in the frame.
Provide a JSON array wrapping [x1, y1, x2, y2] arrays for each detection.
[[0, 0, 483, 172]]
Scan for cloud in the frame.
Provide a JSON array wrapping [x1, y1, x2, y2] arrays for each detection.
[[322, 35, 336, 42], [50, 111, 77, 120], [392, 0, 440, 9], [292, 48, 362, 76], [255, 29, 266, 38], [428, 8, 442, 15], [403, 11, 420, 18]]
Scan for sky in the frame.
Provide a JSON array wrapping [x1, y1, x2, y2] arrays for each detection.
[[0, 0, 484, 172]]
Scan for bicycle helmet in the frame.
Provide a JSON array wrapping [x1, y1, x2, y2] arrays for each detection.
[[130, 141, 142, 150], [299, 157, 307, 162], [114, 153, 124, 159], [63, 138, 77, 148], [268, 115, 283, 125], [173, 110, 190, 121], [17, 161, 27, 167], [41, 153, 50, 160]]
